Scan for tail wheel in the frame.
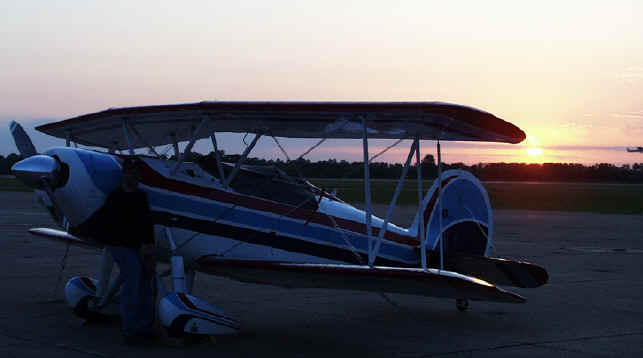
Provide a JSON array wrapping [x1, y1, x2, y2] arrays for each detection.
[[456, 298, 469, 312]]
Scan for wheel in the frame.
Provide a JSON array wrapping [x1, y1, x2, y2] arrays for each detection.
[[456, 298, 469, 312], [73, 296, 110, 322]]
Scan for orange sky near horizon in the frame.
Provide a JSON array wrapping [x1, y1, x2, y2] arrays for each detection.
[[1, 1, 641, 164]]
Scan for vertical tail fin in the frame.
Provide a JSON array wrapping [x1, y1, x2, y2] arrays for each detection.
[[9, 121, 38, 157], [409, 169, 493, 257]]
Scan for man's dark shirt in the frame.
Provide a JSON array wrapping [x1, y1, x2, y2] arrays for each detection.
[[90, 188, 154, 248]]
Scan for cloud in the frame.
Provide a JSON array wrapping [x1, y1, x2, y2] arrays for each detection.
[[619, 66, 643, 84], [610, 111, 643, 133], [558, 121, 595, 129], [610, 111, 643, 120]]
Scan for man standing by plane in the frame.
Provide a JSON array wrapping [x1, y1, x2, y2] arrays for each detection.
[[98, 158, 156, 345]]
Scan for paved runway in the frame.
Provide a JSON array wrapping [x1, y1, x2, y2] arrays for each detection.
[[0, 191, 642, 357]]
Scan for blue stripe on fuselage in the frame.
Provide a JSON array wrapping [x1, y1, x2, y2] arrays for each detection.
[[145, 188, 417, 263], [73, 149, 122, 195]]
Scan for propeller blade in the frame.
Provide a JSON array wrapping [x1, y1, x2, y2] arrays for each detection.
[[9, 121, 38, 157], [11, 155, 61, 189]]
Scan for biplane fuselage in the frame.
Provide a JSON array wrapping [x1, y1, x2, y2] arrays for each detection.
[[43, 146, 491, 268]]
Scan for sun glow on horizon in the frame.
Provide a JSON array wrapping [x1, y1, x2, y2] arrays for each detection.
[[523, 135, 545, 162], [527, 147, 544, 157]]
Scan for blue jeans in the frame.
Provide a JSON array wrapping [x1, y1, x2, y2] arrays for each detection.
[[107, 246, 155, 337]]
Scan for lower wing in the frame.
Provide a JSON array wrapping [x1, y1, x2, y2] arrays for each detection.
[[28, 227, 102, 249], [195, 257, 526, 304], [27, 227, 527, 303]]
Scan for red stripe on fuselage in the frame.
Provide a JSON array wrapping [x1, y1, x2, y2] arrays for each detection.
[[422, 176, 459, 226], [137, 162, 418, 246], [80, 277, 96, 292]]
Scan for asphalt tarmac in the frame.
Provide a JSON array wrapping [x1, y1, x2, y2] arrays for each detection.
[[0, 191, 642, 357]]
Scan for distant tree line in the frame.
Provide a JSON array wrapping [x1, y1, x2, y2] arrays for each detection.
[[0, 154, 21, 176], [3, 152, 643, 183], [193, 152, 643, 183]]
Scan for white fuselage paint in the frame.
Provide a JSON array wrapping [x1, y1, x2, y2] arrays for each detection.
[[38, 147, 493, 267]]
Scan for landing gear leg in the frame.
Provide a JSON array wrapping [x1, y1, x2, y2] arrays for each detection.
[[158, 254, 240, 340], [456, 298, 469, 312]]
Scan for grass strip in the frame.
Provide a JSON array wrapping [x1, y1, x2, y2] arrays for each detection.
[[311, 179, 643, 215]]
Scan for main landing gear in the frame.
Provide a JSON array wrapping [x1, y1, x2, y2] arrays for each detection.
[[456, 298, 469, 312], [64, 248, 240, 344]]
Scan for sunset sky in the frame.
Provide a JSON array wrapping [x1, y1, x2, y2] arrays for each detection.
[[1, 1, 642, 164]]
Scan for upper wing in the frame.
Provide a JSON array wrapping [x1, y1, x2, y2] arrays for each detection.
[[36, 101, 526, 150], [195, 257, 526, 303]]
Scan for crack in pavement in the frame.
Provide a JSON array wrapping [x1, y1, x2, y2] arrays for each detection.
[[409, 331, 643, 357]]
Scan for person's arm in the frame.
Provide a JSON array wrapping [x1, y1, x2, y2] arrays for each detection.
[[72, 191, 117, 241], [139, 193, 155, 246]]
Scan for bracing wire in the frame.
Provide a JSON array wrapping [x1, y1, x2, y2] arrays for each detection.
[[51, 243, 71, 300], [297, 138, 327, 160], [269, 133, 364, 265], [368, 138, 405, 164]]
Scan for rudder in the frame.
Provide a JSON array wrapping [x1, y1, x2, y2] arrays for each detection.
[[410, 169, 493, 257]]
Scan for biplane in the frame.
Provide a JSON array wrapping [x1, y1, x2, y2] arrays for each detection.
[[10, 101, 548, 337]]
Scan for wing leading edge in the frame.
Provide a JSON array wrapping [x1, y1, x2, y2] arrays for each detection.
[[36, 101, 526, 150]]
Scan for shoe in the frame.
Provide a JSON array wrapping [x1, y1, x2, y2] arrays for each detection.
[[123, 332, 157, 346]]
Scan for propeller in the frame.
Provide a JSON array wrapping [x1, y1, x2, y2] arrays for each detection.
[[9, 121, 67, 226], [8, 121, 64, 189], [9, 121, 37, 158]]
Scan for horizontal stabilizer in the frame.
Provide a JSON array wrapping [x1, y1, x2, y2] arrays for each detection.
[[195, 258, 525, 304], [28, 228, 102, 249], [439, 253, 549, 288]]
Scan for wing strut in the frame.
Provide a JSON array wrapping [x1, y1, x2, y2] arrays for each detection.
[[127, 122, 161, 158], [223, 132, 262, 187], [437, 139, 444, 270], [171, 133, 180, 159], [416, 133, 427, 270], [210, 133, 227, 186], [369, 139, 417, 266], [362, 117, 373, 259], [122, 121, 135, 155], [172, 118, 208, 175]]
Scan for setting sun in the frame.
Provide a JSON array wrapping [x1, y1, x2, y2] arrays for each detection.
[[526, 136, 544, 157], [527, 147, 544, 157]]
